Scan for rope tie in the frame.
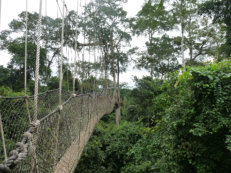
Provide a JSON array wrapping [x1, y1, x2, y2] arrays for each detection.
[[30, 120, 40, 129], [0, 121, 39, 173], [58, 105, 63, 112]]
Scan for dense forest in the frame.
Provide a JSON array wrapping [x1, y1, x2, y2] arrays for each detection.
[[0, 0, 231, 172]]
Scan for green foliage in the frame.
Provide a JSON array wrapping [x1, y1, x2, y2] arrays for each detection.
[[133, 0, 173, 34], [151, 60, 231, 172], [199, 0, 231, 57], [75, 115, 145, 173], [0, 66, 11, 87], [76, 60, 231, 173], [137, 35, 180, 78], [8, 42, 47, 81], [0, 11, 78, 92], [0, 86, 24, 97], [133, 0, 178, 77], [80, 0, 132, 77], [122, 76, 176, 126]]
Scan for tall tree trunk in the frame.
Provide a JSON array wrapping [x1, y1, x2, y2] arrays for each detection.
[[150, 61, 154, 78], [104, 57, 108, 92], [116, 56, 121, 126], [110, 30, 117, 97], [148, 29, 154, 78]]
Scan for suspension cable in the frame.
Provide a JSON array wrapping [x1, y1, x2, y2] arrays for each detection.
[[56, 0, 64, 17], [73, 0, 79, 94], [59, 0, 65, 106], [31, 0, 43, 172], [24, 0, 31, 123], [33, 0, 42, 124], [0, 3, 8, 160], [24, 0, 28, 96], [0, 0, 1, 31], [45, 0, 47, 16], [0, 0, 2, 31]]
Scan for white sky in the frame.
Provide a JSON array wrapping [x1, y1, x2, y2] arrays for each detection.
[[0, 0, 149, 87]]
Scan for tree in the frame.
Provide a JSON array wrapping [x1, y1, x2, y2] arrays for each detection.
[[0, 66, 11, 88], [0, 11, 80, 91], [133, 0, 177, 78], [184, 16, 223, 64], [0, 41, 47, 91], [172, 0, 223, 65], [80, 0, 132, 125], [199, 0, 231, 58], [138, 35, 180, 78]]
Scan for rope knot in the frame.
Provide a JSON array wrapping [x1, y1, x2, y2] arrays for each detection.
[[0, 164, 10, 173], [23, 132, 33, 140], [72, 93, 77, 97], [58, 105, 63, 112], [24, 95, 29, 99], [15, 142, 24, 152], [30, 120, 40, 129]]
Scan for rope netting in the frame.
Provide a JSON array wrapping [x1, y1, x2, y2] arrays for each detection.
[[0, 89, 115, 172], [0, 0, 118, 171]]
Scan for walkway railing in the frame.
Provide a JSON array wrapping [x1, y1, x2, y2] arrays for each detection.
[[0, 89, 115, 173]]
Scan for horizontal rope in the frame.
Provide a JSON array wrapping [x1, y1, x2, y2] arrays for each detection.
[[0, 88, 115, 172]]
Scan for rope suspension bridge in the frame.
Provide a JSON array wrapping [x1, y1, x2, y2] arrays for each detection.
[[0, 0, 120, 172], [0, 89, 115, 173]]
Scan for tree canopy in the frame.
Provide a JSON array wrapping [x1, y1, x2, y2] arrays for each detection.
[[0, 0, 231, 172]]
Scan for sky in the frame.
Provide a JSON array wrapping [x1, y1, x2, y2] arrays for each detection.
[[0, 0, 150, 87]]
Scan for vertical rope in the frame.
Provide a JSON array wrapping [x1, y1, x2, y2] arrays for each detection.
[[66, 47, 70, 91], [73, 0, 79, 94], [0, 1, 5, 161], [88, 45, 91, 88], [180, 0, 185, 70], [59, 0, 65, 106], [73, 44, 77, 93], [0, 0, 1, 31], [24, 0, 28, 97], [24, 0, 31, 123], [92, 0, 97, 93], [81, 50, 85, 93], [54, 0, 65, 165], [73, 45, 77, 93], [45, 0, 47, 16], [0, 113, 7, 162], [57, 1, 59, 18], [33, 0, 42, 126], [80, 0, 86, 94], [93, 45, 96, 93], [31, 0, 42, 172]]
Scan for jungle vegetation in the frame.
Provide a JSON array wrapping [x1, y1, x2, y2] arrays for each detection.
[[0, 0, 231, 172]]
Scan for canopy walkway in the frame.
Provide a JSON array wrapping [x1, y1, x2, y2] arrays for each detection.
[[0, 0, 121, 172], [0, 89, 115, 172]]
